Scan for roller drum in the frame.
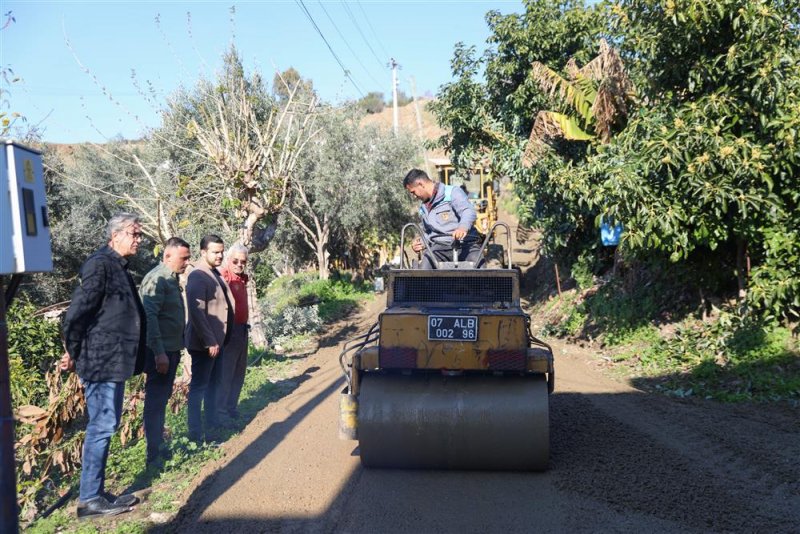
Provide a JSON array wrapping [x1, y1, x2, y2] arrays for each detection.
[[358, 373, 549, 470]]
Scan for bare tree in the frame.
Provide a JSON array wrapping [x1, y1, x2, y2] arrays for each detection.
[[187, 51, 320, 250]]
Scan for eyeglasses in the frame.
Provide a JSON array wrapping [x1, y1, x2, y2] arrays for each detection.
[[125, 231, 144, 241], [231, 259, 247, 265]]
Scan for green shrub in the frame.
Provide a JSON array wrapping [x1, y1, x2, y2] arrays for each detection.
[[570, 251, 595, 291], [640, 314, 799, 402], [7, 301, 63, 407], [260, 272, 372, 346]]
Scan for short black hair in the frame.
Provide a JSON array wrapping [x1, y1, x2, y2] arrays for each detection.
[[200, 234, 224, 251], [403, 168, 431, 187], [165, 237, 190, 250]]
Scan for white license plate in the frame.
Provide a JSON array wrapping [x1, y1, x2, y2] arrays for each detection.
[[427, 315, 478, 341]]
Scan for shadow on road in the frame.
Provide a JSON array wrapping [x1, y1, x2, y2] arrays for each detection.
[[150, 371, 343, 533], [123, 364, 321, 498]]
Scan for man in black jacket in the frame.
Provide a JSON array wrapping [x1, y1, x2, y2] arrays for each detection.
[[61, 213, 147, 518]]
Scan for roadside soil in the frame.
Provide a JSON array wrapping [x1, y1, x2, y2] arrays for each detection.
[[148, 288, 800, 533]]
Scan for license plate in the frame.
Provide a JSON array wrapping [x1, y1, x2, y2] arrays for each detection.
[[427, 315, 478, 341]]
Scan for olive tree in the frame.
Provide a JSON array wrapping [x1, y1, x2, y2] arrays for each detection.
[[276, 106, 417, 279]]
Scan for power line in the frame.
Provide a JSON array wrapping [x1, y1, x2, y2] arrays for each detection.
[[355, 0, 390, 61], [294, 0, 364, 97], [317, 1, 384, 89], [339, 0, 385, 71]]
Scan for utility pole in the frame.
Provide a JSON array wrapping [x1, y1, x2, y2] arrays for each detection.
[[390, 58, 399, 137], [408, 76, 431, 176], [1, 276, 21, 534]]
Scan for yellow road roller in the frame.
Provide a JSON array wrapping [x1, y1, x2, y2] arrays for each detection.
[[339, 223, 554, 470]]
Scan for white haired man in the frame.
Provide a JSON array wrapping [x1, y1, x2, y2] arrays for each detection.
[[217, 243, 250, 421], [61, 213, 145, 518]]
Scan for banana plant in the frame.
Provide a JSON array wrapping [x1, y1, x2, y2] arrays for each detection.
[[524, 39, 635, 166]]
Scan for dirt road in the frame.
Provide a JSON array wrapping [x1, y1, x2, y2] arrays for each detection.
[[153, 294, 799, 534]]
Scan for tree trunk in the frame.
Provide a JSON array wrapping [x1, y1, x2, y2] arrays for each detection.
[[315, 221, 330, 280], [736, 238, 748, 300], [317, 241, 329, 280], [246, 280, 267, 348]]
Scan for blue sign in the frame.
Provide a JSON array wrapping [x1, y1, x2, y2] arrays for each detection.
[[600, 219, 623, 246]]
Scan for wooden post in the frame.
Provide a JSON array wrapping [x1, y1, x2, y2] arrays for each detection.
[[554, 263, 562, 299]]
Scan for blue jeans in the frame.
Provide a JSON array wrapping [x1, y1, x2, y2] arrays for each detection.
[[143, 350, 181, 460], [79, 381, 125, 502], [187, 348, 223, 441]]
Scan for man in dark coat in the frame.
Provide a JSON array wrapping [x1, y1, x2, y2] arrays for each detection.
[[61, 213, 146, 518]]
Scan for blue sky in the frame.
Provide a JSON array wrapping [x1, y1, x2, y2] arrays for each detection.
[[1, 0, 523, 143]]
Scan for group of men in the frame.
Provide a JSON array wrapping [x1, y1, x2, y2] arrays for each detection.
[[57, 168, 478, 520], [60, 214, 251, 518]]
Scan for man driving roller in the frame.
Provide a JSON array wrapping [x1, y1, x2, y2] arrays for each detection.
[[403, 168, 483, 269]]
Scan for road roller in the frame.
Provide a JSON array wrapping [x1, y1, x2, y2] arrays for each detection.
[[338, 223, 554, 470]]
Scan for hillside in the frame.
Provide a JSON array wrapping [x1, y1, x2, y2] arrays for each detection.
[[361, 97, 447, 162]]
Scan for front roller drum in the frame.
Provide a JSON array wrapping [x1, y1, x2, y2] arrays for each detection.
[[358, 373, 549, 471]]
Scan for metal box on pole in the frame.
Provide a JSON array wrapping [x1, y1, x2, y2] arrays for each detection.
[[1, 139, 53, 274]]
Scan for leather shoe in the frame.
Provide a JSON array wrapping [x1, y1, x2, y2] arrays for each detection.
[[103, 491, 139, 506], [77, 496, 132, 518]]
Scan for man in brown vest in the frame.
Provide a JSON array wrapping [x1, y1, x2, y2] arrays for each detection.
[[184, 234, 234, 443]]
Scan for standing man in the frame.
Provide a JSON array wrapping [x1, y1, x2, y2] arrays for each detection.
[[140, 237, 191, 466], [184, 235, 234, 443], [403, 169, 483, 269], [61, 213, 146, 518], [218, 244, 250, 422]]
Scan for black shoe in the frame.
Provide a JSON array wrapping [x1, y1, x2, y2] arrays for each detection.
[[103, 491, 139, 507], [77, 496, 132, 519], [217, 415, 238, 429]]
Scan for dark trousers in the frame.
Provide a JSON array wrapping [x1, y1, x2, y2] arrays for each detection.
[[420, 243, 484, 269], [143, 350, 181, 460], [79, 381, 125, 502], [217, 323, 248, 418], [187, 348, 223, 441]]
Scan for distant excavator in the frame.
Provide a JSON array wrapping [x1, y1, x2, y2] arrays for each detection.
[[430, 158, 499, 237]]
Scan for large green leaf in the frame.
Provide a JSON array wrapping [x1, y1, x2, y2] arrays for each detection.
[[543, 111, 595, 141]]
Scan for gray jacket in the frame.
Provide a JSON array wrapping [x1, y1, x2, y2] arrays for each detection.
[[419, 183, 479, 249]]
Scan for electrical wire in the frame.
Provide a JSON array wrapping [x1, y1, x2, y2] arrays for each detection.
[[294, 0, 365, 97], [317, 1, 384, 88], [339, 0, 385, 70], [355, 0, 390, 61]]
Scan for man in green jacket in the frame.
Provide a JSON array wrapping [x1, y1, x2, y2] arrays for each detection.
[[140, 237, 191, 466]]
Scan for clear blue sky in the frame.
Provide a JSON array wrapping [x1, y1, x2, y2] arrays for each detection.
[[1, 0, 523, 143]]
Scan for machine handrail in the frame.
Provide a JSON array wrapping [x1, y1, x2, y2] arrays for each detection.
[[476, 222, 513, 269], [400, 221, 514, 269]]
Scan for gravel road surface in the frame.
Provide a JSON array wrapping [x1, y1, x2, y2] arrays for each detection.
[[155, 298, 800, 534]]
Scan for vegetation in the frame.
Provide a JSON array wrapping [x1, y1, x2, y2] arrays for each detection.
[[358, 91, 385, 114], [276, 105, 417, 279], [8, 0, 800, 527], [433, 0, 799, 401], [260, 272, 373, 350], [23, 350, 298, 533], [11, 272, 371, 524]]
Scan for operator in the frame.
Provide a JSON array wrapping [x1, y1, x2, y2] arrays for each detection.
[[403, 168, 484, 269]]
